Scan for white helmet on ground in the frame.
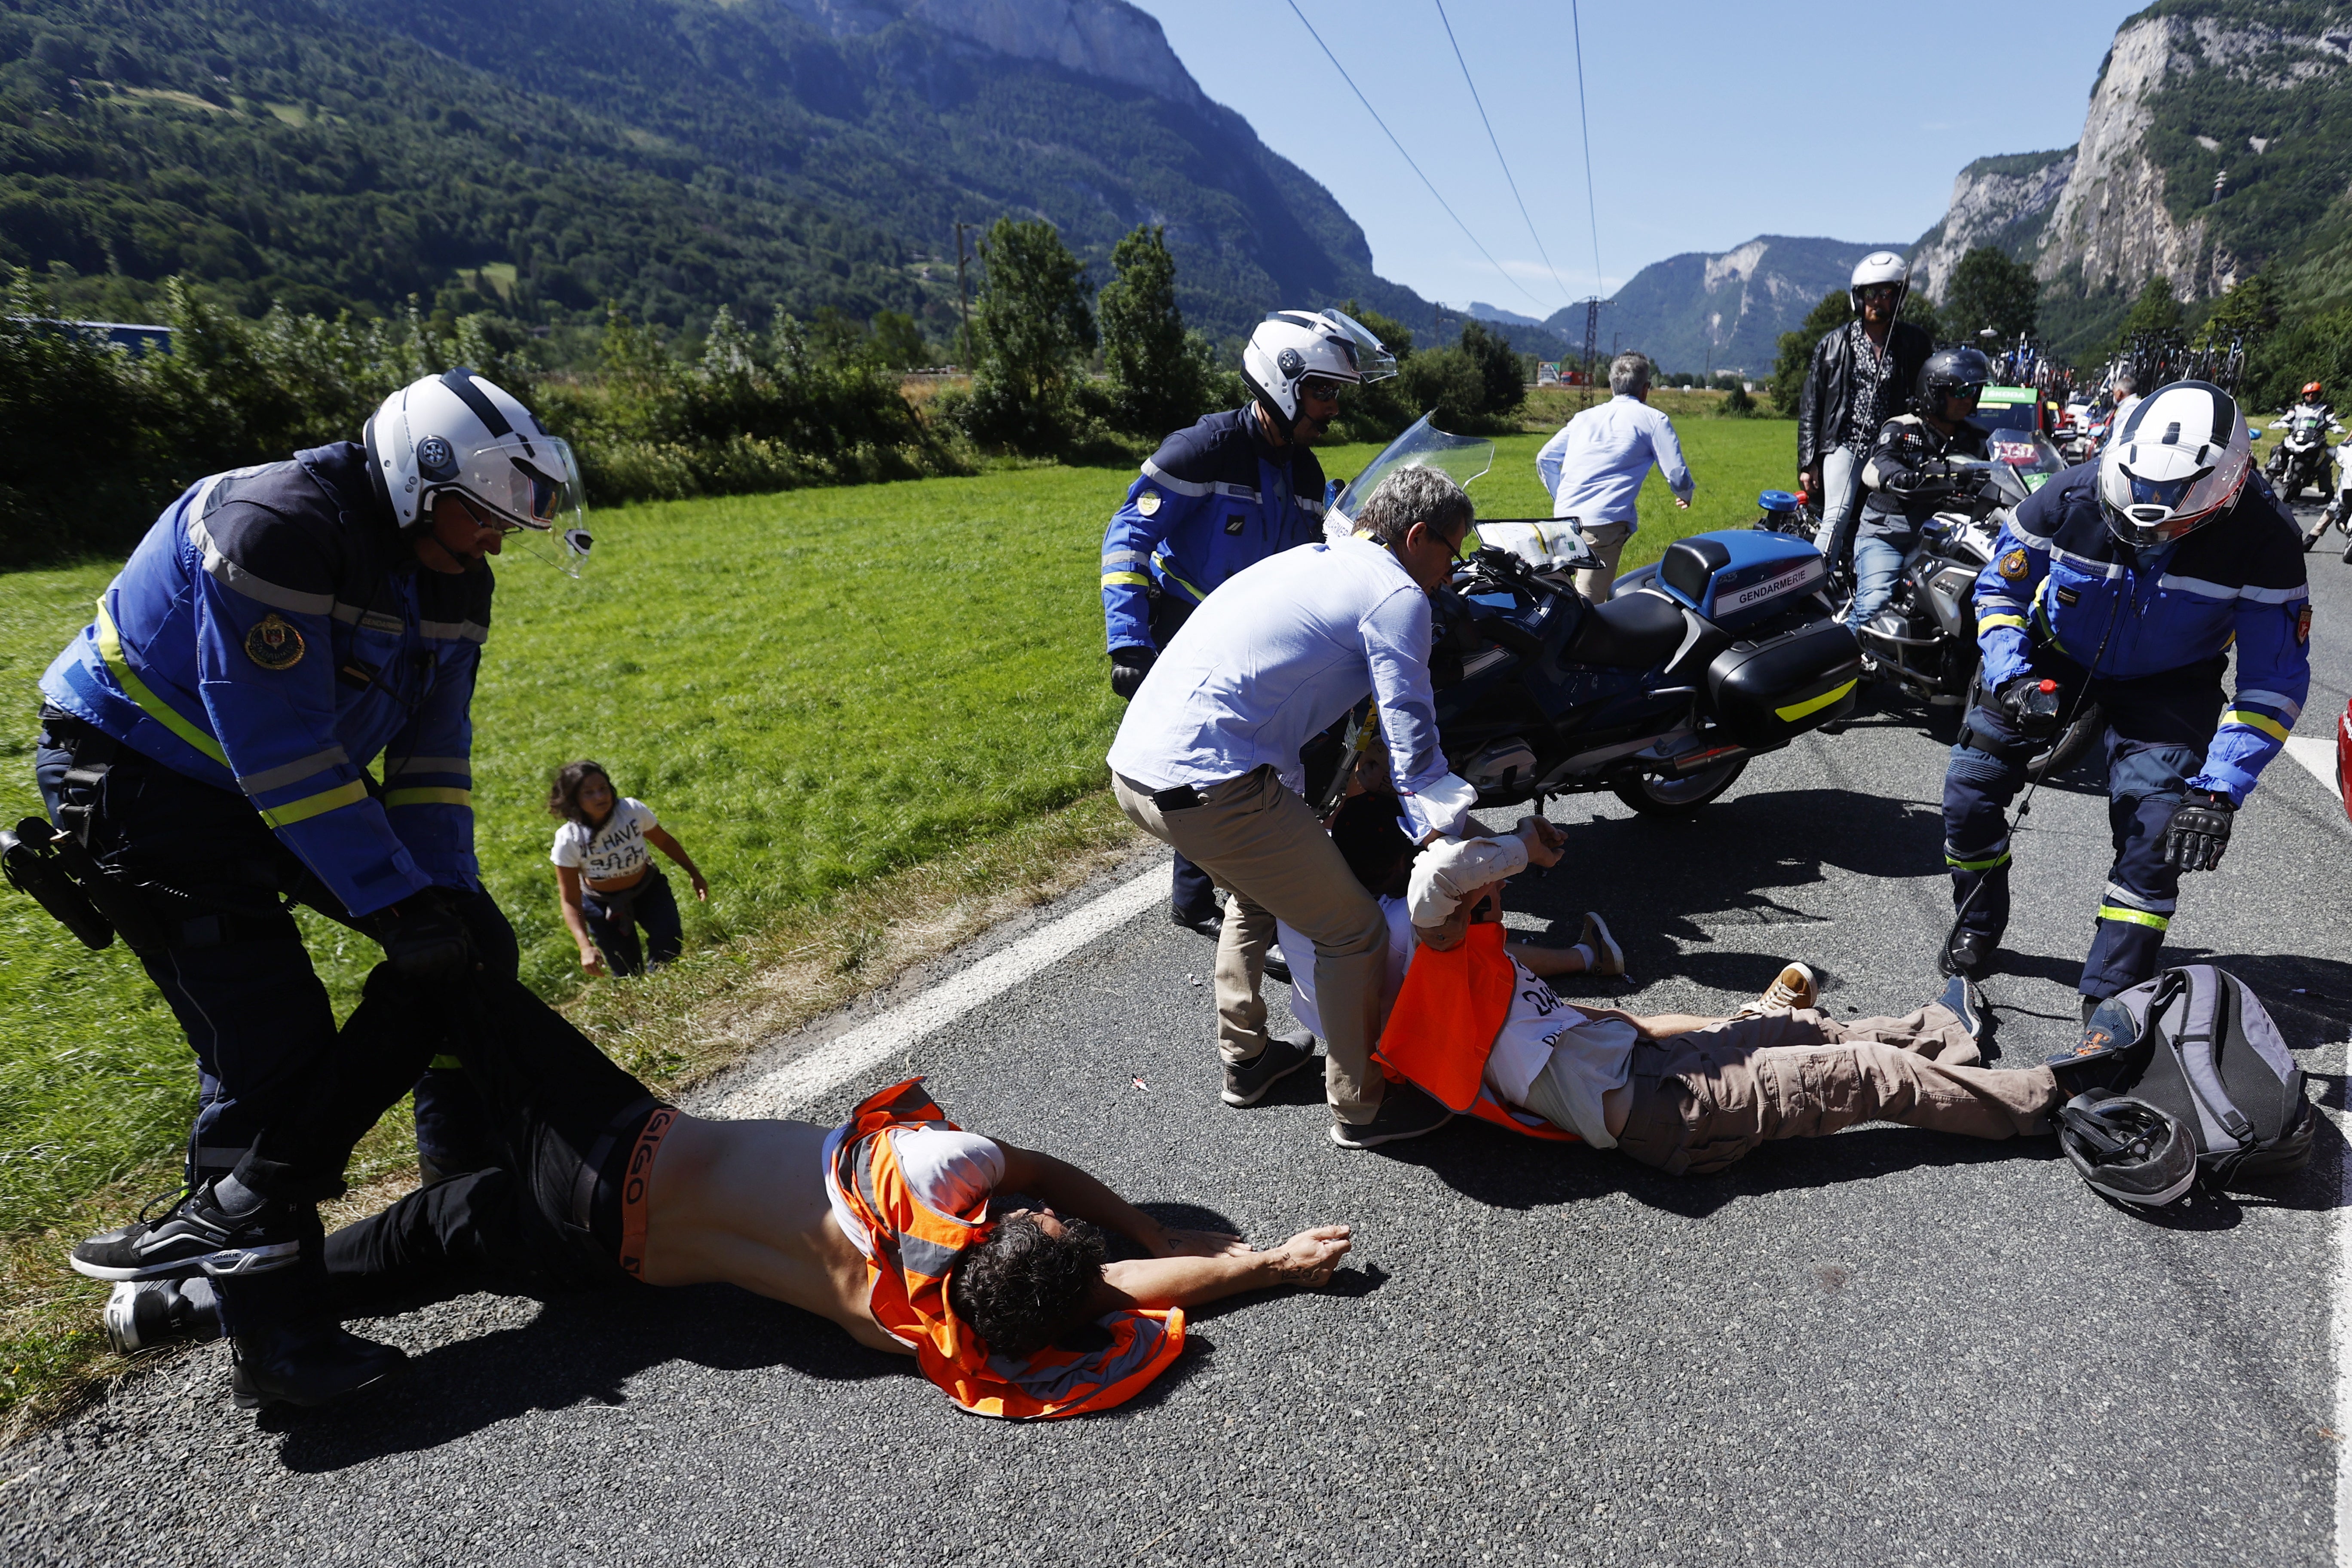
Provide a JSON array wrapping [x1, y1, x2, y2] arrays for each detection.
[[2096, 380, 2251, 550], [1849, 250, 1911, 314], [364, 369, 591, 575], [1241, 309, 1398, 424]]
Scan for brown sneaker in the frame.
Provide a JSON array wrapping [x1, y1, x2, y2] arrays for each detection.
[[1577, 912, 1625, 977], [1732, 962, 1817, 1019]]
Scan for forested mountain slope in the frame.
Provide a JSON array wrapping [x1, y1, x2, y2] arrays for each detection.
[[0, 0, 1438, 343]]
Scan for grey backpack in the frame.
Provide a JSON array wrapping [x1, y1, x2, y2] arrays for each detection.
[[2059, 965, 2314, 1188]]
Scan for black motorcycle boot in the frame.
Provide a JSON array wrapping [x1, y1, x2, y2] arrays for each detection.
[[229, 1321, 407, 1410], [104, 1276, 224, 1355], [1938, 928, 1995, 981]]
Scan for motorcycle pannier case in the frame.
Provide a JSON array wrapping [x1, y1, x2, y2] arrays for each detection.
[[1656, 530, 1829, 633], [1704, 616, 1864, 747]]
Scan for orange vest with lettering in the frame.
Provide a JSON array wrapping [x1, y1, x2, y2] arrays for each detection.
[[1375, 922, 1579, 1141], [829, 1078, 1186, 1419]]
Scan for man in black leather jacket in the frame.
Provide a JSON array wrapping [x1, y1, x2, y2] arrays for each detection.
[[1797, 251, 1933, 572]]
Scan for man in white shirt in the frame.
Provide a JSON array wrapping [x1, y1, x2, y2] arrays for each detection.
[[1107, 465, 1479, 1150], [1534, 352, 1694, 602]]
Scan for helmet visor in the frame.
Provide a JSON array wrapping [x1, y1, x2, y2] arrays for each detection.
[[447, 435, 591, 576], [1319, 310, 1399, 383], [2124, 469, 2199, 512]]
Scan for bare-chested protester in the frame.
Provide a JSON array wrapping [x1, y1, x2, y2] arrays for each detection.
[[104, 976, 1352, 1417]]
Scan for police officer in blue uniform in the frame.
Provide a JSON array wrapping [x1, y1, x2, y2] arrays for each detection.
[[31, 369, 589, 1408], [1100, 309, 1396, 936], [1939, 380, 2310, 1014]]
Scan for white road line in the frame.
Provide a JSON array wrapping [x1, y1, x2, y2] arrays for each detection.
[[704, 865, 1166, 1120], [2285, 735, 2339, 798], [2340, 1117, 2352, 1568]]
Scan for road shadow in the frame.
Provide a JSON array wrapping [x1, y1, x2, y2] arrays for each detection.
[[273, 1282, 900, 1472]]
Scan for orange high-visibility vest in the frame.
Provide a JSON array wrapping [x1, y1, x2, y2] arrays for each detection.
[[830, 1078, 1186, 1419], [1375, 922, 1580, 1141]]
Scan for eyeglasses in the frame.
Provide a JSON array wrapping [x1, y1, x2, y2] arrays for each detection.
[[1299, 377, 1344, 404], [1856, 285, 1901, 303]]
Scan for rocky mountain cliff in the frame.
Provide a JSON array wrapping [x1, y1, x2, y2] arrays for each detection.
[[1911, 2, 2352, 350], [1551, 235, 1902, 376]]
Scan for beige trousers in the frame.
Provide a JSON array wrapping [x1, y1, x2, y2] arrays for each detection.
[[1611, 1003, 2059, 1176], [1113, 768, 1390, 1123], [1572, 520, 1635, 603]]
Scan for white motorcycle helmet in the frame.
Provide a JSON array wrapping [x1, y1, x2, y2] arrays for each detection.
[[1241, 309, 1397, 427], [1849, 250, 1910, 314], [364, 369, 591, 575], [2096, 380, 2251, 550]]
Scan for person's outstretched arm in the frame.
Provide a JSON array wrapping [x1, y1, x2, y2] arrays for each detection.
[[553, 864, 604, 977], [1096, 1227, 1353, 1312], [646, 824, 709, 902], [995, 1143, 1242, 1258]]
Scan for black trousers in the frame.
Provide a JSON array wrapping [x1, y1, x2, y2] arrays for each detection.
[[325, 977, 661, 1308]]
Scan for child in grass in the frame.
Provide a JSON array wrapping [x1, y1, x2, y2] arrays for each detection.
[[548, 760, 709, 978]]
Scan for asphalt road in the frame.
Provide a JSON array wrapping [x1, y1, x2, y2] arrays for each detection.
[[11, 509, 2352, 1566]]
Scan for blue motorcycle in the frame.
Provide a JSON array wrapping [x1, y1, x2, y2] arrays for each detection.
[[1327, 420, 1862, 816]]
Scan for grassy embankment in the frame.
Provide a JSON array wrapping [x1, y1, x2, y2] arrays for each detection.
[[0, 406, 1793, 1429]]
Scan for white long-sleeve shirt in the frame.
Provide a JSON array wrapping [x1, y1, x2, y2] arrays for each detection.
[[1106, 537, 1474, 841], [1535, 394, 1694, 534]]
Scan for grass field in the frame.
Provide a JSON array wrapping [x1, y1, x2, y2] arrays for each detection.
[[0, 408, 1795, 1423]]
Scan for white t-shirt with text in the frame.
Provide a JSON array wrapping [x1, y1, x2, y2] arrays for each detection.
[[551, 798, 659, 883]]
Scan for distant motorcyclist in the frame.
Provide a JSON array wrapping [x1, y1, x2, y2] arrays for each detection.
[[1797, 251, 1933, 575], [1847, 347, 1992, 637], [2270, 381, 2345, 511], [1938, 381, 2309, 1018], [1098, 309, 1397, 938]]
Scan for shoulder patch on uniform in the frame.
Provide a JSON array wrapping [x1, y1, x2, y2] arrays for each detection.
[[1136, 489, 1161, 518], [1999, 548, 2029, 580], [244, 613, 306, 671]]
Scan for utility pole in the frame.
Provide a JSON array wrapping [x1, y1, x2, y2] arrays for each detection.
[[953, 221, 974, 368], [1580, 296, 1600, 409]]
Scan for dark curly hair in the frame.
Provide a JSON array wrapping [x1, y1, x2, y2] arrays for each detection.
[[546, 759, 615, 828], [1329, 790, 1416, 898], [947, 1213, 1107, 1359]]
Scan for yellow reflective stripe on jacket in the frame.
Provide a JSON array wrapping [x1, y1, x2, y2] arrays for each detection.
[[257, 778, 369, 829], [383, 787, 472, 809], [95, 600, 228, 766], [1100, 571, 1150, 588], [2095, 903, 2171, 931], [1977, 612, 2027, 633], [1945, 849, 2011, 871], [1152, 552, 1209, 603], [2221, 708, 2291, 743]]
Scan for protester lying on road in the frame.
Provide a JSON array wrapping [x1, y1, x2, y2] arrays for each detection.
[[103, 977, 1352, 1419], [1348, 795, 2119, 1171], [548, 759, 709, 978]]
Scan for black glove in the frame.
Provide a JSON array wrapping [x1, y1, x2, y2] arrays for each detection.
[[1109, 646, 1155, 702], [1999, 676, 2062, 739], [2163, 789, 2235, 872], [376, 888, 477, 989]]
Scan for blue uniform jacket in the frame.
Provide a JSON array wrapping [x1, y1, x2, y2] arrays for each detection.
[[1972, 461, 2310, 804], [1100, 408, 1328, 652], [40, 442, 487, 917]]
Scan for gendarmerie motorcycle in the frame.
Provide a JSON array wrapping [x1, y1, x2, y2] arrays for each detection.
[[2267, 404, 2343, 502], [1322, 418, 1863, 817]]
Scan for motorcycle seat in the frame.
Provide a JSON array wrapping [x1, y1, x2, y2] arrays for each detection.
[[1562, 589, 1687, 668]]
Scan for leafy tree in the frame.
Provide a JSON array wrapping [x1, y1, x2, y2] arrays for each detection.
[[2119, 276, 2184, 346], [2197, 273, 2277, 348], [1456, 320, 1526, 424], [870, 310, 930, 371], [1943, 247, 2040, 343], [1720, 384, 1757, 416], [1330, 300, 1418, 443], [963, 218, 1096, 453], [1097, 224, 1207, 440], [1396, 346, 1488, 429]]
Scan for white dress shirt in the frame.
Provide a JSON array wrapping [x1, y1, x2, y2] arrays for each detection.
[[1536, 394, 1694, 533]]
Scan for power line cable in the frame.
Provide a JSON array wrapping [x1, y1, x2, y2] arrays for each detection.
[[1281, 0, 1551, 315], [1431, 0, 1574, 314], [1568, 0, 1604, 296]]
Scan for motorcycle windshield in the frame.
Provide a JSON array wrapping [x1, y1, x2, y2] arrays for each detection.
[[1984, 431, 2065, 491], [1329, 415, 1494, 533]]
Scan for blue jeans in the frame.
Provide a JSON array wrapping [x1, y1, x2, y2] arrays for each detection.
[[582, 865, 683, 977], [1846, 535, 1908, 631]]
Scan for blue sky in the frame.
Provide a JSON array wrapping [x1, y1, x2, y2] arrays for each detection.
[[1125, 0, 2144, 317]]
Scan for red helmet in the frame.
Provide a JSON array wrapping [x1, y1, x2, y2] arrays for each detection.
[[2304, 381, 2325, 400]]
